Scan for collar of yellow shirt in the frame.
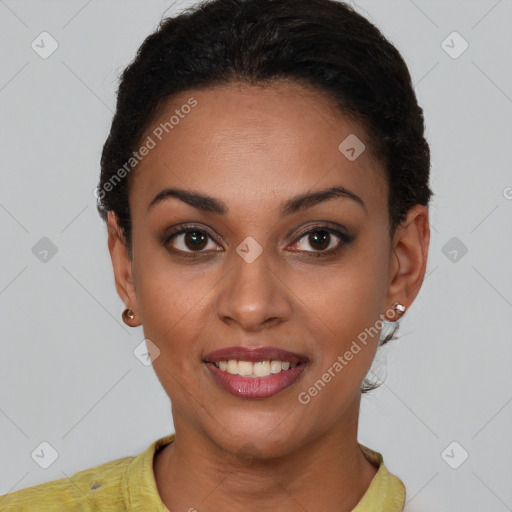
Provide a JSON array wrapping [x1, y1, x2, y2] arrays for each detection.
[[122, 434, 406, 511]]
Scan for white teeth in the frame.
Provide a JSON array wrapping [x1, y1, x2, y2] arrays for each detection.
[[253, 361, 271, 377], [212, 359, 299, 377], [270, 360, 282, 374], [227, 360, 238, 374], [237, 361, 253, 376]]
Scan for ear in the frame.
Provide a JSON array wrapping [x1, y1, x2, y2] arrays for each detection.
[[385, 205, 430, 320], [107, 212, 139, 323]]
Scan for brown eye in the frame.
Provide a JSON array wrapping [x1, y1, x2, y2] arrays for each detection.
[[183, 231, 208, 251], [294, 229, 342, 253], [308, 230, 331, 251], [288, 224, 353, 258], [165, 227, 221, 254]]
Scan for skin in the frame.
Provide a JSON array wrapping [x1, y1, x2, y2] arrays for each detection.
[[107, 80, 430, 511]]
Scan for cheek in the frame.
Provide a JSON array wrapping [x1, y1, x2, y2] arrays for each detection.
[[302, 246, 389, 341], [132, 241, 209, 364], [294, 237, 390, 389]]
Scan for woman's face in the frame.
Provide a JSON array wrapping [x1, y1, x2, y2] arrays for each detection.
[[108, 80, 429, 457]]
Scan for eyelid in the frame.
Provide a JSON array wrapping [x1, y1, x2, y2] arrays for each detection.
[[288, 223, 352, 255], [291, 221, 350, 240], [162, 222, 222, 246]]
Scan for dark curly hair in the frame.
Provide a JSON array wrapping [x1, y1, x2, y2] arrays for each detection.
[[96, 0, 433, 393]]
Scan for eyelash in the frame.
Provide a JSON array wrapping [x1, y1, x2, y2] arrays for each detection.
[[162, 223, 353, 260]]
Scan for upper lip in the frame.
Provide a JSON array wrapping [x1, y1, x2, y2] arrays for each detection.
[[203, 346, 309, 365]]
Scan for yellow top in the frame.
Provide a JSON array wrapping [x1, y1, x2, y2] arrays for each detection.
[[0, 434, 405, 511]]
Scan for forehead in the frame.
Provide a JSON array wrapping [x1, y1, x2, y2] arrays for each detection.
[[130, 80, 388, 217]]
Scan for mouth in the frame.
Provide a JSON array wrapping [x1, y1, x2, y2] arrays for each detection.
[[203, 346, 309, 399]]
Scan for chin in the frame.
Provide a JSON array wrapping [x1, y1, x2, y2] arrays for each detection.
[[210, 414, 305, 460]]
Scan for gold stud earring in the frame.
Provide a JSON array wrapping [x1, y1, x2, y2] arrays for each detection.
[[122, 308, 135, 325]]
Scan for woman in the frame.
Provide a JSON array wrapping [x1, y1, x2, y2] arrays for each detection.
[[1, 0, 431, 510]]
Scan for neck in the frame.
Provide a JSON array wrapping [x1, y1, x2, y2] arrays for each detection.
[[154, 397, 377, 512]]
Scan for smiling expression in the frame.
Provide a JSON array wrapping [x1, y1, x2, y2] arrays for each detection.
[[107, 79, 425, 457]]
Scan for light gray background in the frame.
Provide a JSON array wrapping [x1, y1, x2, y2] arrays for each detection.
[[1, 1, 511, 510]]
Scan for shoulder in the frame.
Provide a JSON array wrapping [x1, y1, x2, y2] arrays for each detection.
[[355, 443, 406, 511], [0, 454, 135, 512]]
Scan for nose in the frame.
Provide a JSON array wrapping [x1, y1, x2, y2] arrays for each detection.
[[215, 245, 293, 333]]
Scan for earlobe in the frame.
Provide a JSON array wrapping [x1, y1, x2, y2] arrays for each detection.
[[106, 212, 138, 317], [385, 205, 430, 319]]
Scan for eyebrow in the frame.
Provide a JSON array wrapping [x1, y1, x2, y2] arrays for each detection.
[[147, 185, 366, 216]]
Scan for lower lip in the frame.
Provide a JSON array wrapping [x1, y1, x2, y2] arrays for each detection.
[[205, 362, 308, 399]]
